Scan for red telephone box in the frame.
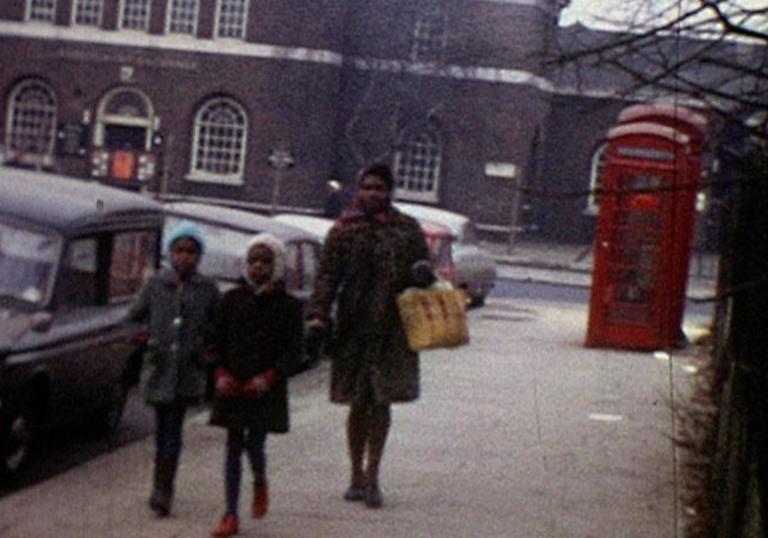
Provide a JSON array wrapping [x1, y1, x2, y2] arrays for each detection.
[[617, 104, 708, 335], [586, 122, 693, 350]]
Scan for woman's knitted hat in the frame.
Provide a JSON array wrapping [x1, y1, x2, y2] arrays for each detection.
[[241, 232, 287, 288], [357, 162, 394, 191]]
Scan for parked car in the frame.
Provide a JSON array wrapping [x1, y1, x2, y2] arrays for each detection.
[[416, 219, 457, 285], [273, 213, 458, 286], [272, 213, 335, 244], [394, 202, 497, 305], [0, 168, 164, 480], [163, 202, 322, 302], [162, 202, 324, 372]]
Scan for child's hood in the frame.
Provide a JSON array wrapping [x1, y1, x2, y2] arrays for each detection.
[[241, 232, 287, 290]]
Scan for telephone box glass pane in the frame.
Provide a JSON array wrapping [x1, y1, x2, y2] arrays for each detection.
[[604, 174, 666, 324]]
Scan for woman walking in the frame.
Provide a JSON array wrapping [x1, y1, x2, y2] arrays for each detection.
[[305, 163, 434, 508]]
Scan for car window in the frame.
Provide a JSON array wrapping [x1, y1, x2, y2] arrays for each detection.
[[0, 221, 61, 305], [300, 242, 319, 291], [56, 237, 99, 309], [109, 230, 158, 303], [284, 243, 300, 292], [431, 237, 454, 268], [461, 222, 478, 244]]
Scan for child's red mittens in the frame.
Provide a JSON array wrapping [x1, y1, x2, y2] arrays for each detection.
[[242, 369, 278, 399], [214, 368, 241, 397]]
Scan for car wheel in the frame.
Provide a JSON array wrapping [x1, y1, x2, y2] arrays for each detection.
[[93, 382, 129, 434], [0, 405, 34, 481], [468, 293, 486, 308]]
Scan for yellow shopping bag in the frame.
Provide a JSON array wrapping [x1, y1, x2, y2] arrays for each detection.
[[396, 286, 469, 351]]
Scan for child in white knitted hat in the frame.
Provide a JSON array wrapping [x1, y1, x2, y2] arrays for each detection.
[[208, 233, 304, 537]]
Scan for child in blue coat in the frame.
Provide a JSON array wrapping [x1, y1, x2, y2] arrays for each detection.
[[129, 220, 220, 517]]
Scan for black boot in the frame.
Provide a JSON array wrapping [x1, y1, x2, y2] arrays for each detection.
[[149, 456, 178, 517]]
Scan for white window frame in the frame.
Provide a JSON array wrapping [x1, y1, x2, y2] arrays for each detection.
[[118, 0, 152, 31], [411, 4, 448, 63], [393, 126, 443, 203], [188, 97, 248, 185], [165, 0, 199, 36], [585, 143, 607, 216], [214, 0, 250, 40], [93, 87, 155, 150], [26, 0, 57, 22], [71, 0, 104, 27], [5, 79, 58, 164]]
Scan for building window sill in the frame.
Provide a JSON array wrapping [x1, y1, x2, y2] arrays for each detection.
[[395, 190, 439, 204], [185, 172, 244, 186]]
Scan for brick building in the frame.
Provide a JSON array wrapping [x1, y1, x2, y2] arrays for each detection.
[[1, 1, 764, 242]]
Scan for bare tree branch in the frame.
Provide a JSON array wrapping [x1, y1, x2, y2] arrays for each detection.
[[551, 0, 767, 140]]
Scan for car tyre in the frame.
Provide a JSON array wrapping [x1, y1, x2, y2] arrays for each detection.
[[93, 381, 129, 435], [468, 294, 486, 308], [0, 404, 34, 481]]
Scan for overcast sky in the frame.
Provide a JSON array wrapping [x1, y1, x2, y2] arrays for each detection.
[[559, 0, 768, 35], [559, 0, 624, 28], [560, 0, 687, 30]]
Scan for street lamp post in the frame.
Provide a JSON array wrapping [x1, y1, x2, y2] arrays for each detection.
[[267, 148, 295, 215]]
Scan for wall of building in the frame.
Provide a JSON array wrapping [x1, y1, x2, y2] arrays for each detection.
[[0, 0, 349, 212], [332, 63, 550, 229], [0, 0, 613, 240], [531, 94, 627, 242]]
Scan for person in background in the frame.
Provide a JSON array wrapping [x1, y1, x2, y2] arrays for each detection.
[[208, 233, 303, 537], [305, 163, 435, 509], [129, 220, 220, 517], [323, 178, 346, 218]]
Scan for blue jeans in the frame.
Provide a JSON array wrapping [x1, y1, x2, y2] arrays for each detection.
[[154, 403, 187, 460], [225, 428, 267, 516]]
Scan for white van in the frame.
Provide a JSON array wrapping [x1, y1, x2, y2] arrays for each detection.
[[273, 214, 335, 243]]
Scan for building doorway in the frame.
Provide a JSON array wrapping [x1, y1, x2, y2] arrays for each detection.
[[95, 87, 155, 151], [91, 87, 158, 185]]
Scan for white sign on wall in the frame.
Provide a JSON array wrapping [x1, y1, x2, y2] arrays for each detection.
[[485, 162, 517, 178]]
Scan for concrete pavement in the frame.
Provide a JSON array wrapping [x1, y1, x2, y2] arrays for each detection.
[[0, 293, 707, 537]]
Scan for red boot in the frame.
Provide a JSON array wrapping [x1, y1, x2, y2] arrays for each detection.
[[252, 483, 269, 519], [211, 514, 239, 537]]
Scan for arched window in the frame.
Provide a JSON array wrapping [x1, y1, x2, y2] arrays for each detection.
[[166, 0, 199, 35], [5, 80, 57, 163], [26, 0, 56, 22], [189, 97, 247, 184], [94, 87, 154, 150], [394, 126, 442, 203], [119, 0, 151, 31], [215, 0, 249, 39], [412, 3, 447, 63], [72, 0, 103, 26], [585, 143, 607, 215]]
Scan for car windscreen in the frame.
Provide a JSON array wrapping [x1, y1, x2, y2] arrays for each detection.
[[0, 220, 61, 306], [461, 222, 479, 245]]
